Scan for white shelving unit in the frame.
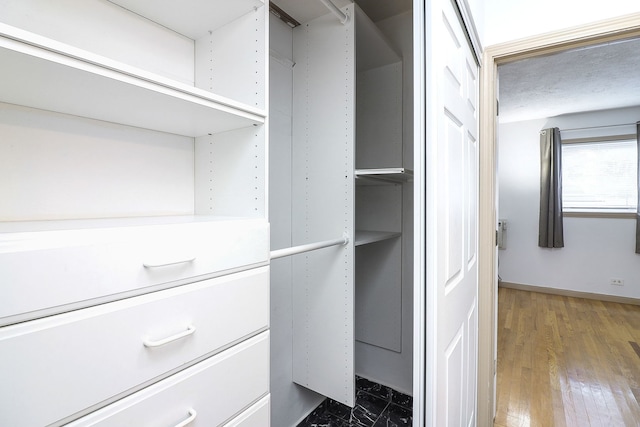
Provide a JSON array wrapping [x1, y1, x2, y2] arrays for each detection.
[[0, 23, 264, 137], [0, 1, 270, 426], [0, 0, 268, 223], [354, 4, 408, 364], [289, 2, 411, 406]]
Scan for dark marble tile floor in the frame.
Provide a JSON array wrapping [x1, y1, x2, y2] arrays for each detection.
[[297, 376, 413, 427]]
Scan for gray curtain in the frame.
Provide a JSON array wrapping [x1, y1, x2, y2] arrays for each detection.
[[538, 127, 564, 248], [636, 122, 640, 254]]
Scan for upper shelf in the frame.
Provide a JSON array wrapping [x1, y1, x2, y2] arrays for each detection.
[[355, 168, 413, 185], [108, 0, 264, 40], [0, 23, 265, 137]]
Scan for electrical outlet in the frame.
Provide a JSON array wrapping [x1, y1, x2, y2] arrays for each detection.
[[610, 278, 624, 286]]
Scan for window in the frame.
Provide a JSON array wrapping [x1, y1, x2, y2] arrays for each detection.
[[562, 138, 637, 213]]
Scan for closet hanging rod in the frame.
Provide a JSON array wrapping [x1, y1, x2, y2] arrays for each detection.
[[270, 233, 349, 260], [318, 0, 349, 24]]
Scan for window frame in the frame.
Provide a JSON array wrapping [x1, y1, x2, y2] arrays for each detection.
[[561, 134, 638, 218]]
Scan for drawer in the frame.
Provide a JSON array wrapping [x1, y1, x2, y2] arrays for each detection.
[[67, 332, 270, 427], [224, 395, 270, 427], [0, 217, 269, 324], [0, 267, 269, 427]]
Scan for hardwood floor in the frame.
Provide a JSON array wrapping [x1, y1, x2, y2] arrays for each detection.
[[494, 287, 640, 427]]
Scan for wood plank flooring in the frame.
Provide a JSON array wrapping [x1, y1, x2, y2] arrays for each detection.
[[494, 287, 640, 427]]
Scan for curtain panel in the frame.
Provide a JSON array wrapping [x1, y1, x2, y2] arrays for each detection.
[[539, 127, 564, 248], [636, 122, 640, 254]]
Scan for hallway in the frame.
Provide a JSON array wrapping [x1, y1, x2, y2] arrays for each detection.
[[494, 287, 640, 426]]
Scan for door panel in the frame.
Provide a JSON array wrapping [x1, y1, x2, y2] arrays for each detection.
[[426, 0, 479, 425], [444, 111, 465, 290], [445, 326, 464, 426]]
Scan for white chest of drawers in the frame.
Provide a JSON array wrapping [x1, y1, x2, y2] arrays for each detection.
[[0, 223, 270, 427]]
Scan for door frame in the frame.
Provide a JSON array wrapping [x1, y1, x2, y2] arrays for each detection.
[[477, 12, 640, 427]]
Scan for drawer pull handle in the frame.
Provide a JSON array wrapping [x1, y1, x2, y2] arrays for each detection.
[[143, 325, 196, 348], [174, 409, 197, 427], [143, 257, 196, 268]]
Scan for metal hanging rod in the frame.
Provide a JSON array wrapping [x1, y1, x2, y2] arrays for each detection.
[[269, 1, 300, 28], [270, 233, 349, 260], [318, 0, 349, 24]]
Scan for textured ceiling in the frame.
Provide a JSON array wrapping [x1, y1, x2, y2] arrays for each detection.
[[498, 37, 640, 123], [271, 0, 411, 24]]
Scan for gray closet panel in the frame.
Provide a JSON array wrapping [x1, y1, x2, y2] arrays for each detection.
[[291, 4, 356, 407]]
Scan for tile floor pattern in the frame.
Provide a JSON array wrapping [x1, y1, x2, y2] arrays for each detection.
[[297, 376, 413, 427]]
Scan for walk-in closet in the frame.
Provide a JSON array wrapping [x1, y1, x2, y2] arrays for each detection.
[[269, 1, 414, 425], [0, 0, 416, 426]]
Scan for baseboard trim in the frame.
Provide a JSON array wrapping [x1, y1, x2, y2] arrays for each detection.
[[498, 281, 640, 306]]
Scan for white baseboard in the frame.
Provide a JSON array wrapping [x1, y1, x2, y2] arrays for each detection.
[[498, 281, 640, 306]]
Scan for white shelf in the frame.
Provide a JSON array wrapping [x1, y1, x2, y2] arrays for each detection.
[[355, 230, 401, 246], [355, 168, 413, 185], [0, 23, 265, 137], [108, 0, 264, 40]]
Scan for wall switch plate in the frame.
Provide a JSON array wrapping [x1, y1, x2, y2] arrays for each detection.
[[610, 278, 624, 286]]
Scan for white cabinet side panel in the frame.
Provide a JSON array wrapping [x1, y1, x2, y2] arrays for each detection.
[[195, 7, 267, 111], [292, 5, 355, 407], [195, 126, 266, 218]]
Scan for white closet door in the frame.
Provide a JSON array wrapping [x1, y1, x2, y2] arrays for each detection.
[[424, 0, 480, 425], [291, 4, 356, 407]]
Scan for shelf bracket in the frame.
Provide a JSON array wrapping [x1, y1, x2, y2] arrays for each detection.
[[318, 0, 349, 24]]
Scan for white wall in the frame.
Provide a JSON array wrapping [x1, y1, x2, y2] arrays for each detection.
[[483, 0, 640, 46], [498, 106, 640, 299], [269, 15, 325, 427]]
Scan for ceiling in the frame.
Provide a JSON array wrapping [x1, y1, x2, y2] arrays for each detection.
[[498, 37, 640, 123], [271, 0, 411, 24]]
